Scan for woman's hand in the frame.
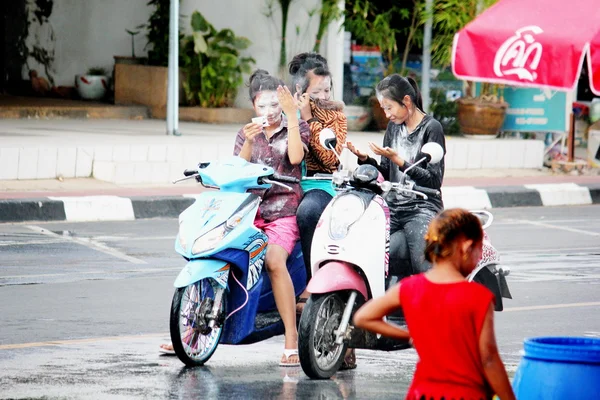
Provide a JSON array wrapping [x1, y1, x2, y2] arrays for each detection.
[[346, 141, 368, 162], [243, 122, 263, 144], [368, 142, 405, 167], [295, 92, 312, 120], [352, 283, 410, 342], [277, 85, 298, 116]]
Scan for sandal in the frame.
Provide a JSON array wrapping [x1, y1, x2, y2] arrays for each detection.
[[159, 343, 175, 356], [340, 349, 357, 370], [279, 349, 300, 367]]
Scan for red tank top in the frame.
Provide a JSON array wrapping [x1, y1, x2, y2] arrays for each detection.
[[399, 273, 495, 400]]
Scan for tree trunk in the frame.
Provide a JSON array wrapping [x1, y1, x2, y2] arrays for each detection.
[[279, 0, 292, 76]]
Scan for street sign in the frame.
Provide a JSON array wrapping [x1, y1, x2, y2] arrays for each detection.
[[501, 87, 569, 132]]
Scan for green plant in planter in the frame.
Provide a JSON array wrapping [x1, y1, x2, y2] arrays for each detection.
[[139, 0, 182, 67], [87, 67, 108, 76], [181, 11, 255, 108], [125, 29, 140, 58]]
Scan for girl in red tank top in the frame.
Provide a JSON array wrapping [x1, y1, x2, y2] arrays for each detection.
[[354, 209, 515, 400]]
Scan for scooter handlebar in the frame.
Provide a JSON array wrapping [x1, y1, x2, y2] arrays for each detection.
[[271, 174, 300, 184], [413, 185, 440, 198]]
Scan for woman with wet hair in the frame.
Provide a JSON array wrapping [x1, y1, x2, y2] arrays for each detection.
[[235, 69, 311, 367], [161, 70, 310, 367], [346, 74, 446, 277], [288, 52, 346, 285], [353, 209, 516, 400], [289, 52, 355, 369]]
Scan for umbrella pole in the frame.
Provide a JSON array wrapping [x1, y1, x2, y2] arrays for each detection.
[[568, 112, 575, 162]]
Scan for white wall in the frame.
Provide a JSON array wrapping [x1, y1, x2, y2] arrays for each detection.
[[24, 0, 151, 87], [181, 0, 322, 107], [22, 0, 345, 109]]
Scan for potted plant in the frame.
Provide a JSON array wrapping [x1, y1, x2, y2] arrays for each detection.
[[178, 11, 256, 122], [114, 29, 146, 65], [431, 0, 508, 138], [75, 67, 109, 100], [114, 0, 181, 116]]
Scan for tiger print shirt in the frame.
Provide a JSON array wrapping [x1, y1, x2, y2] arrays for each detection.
[[304, 98, 347, 175]]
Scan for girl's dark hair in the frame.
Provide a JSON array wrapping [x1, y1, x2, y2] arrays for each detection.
[[424, 208, 483, 263], [288, 52, 331, 95], [248, 69, 284, 103], [376, 74, 423, 111]]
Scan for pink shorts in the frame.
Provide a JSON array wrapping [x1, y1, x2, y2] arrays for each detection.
[[254, 215, 299, 255]]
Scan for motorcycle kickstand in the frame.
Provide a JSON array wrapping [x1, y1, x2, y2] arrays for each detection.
[[334, 291, 358, 345]]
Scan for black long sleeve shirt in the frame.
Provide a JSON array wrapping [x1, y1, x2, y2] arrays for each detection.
[[359, 114, 446, 215]]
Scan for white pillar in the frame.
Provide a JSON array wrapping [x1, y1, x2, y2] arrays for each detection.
[[421, 0, 433, 113], [325, 0, 345, 102], [166, 0, 179, 136]]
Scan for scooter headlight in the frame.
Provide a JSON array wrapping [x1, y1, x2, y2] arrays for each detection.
[[192, 223, 228, 255], [190, 197, 261, 255], [329, 194, 365, 240]]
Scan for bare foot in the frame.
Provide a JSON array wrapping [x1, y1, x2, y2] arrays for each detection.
[[159, 343, 174, 353]]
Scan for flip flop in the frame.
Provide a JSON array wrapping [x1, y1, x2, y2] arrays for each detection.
[[159, 344, 176, 356], [279, 349, 300, 367]]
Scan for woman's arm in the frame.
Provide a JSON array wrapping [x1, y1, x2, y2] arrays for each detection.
[[479, 304, 516, 400], [353, 283, 410, 341], [355, 126, 394, 180], [234, 124, 261, 162], [278, 86, 304, 165], [401, 123, 445, 188]]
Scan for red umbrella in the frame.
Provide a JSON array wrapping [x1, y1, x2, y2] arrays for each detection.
[[451, 0, 600, 96]]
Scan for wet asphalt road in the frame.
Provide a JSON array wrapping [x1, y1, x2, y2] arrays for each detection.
[[1, 205, 600, 399]]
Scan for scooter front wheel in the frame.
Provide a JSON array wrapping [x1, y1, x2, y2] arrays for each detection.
[[170, 279, 225, 367], [298, 292, 348, 379]]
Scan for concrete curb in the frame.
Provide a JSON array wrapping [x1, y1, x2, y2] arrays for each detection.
[[1, 184, 599, 223]]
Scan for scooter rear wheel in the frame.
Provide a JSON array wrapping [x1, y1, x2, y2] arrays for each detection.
[[298, 292, 348, 379], [170, 279, 225, 367]]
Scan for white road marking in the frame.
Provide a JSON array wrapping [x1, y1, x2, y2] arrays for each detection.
[[0, 267, 180, 280], [509, 219, 600, 237], [93, 235, 173, 242], [25, 225, 147, 265], [0, 239, 65, 246], [0, 333, 167, 350], [500, 246, 600, 255], [504, 302, 600, 312], [495, 219, 600, 225]]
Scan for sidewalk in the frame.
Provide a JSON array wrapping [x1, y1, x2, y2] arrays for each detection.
[[0, 118, 599, 222], [1, 172, 599, 223]]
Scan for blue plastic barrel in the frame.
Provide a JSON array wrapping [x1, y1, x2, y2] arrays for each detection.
[[512, 337, 600, 399]]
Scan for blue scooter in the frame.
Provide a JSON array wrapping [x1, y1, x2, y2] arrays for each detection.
[[169, 156, 307, 367]]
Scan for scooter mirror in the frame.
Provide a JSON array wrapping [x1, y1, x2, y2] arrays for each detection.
[[319, 128, 337, 151], [420, 142, 444, 164]]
